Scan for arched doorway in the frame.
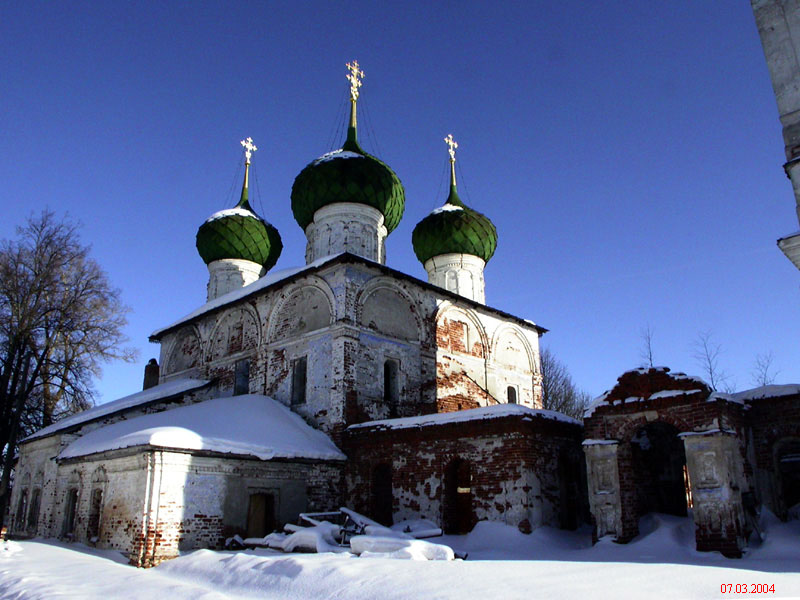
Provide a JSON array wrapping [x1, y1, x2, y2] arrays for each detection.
[[371, 463, 393, 526], [630, 422, 689, 517], [776, 439, 800, 518], [559, 448, 583, 530], [443, 458, 473, 534]]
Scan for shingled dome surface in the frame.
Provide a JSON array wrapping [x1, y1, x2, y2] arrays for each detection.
[[291, 139, 405, 233], [196, 206, 283, 271], [412, 187, 497, 264]]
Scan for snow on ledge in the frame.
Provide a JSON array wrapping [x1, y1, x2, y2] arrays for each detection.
[[582, 439, 619, 446], [150, 253, 345, 338], [24, 378, 210, 442], [59, 394, 346, 461], [678, 428, 737, 438], [348, 404, 580, 432]]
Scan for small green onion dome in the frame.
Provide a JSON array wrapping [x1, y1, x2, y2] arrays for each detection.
[[196, 168, 283, 271], [412, 184, 497, 264], [290, 135, 405, 234]]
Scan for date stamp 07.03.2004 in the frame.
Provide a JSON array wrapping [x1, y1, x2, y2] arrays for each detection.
[[720, 584, 775, 594]]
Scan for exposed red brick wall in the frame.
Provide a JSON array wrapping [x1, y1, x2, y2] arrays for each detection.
[[344, 413, 584, 531]]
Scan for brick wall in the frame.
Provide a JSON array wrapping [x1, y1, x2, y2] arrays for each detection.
[[344, 412, 584, 532]]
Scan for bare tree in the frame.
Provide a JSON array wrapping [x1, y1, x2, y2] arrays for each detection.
[[539, 347, 591, 419], [692, 330, 734, 392], [639, 324, 655, 369], [0, 212, 135, 527], [751, 351, 779, 387]]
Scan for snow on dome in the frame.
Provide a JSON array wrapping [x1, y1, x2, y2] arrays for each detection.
[[349, 403, 580, 431], [24, 378, 210, 442], [203, 207, 261, 223], [312, 150, 364, 165], [430, 203, 464, 215], [59, 394, 346, 461]]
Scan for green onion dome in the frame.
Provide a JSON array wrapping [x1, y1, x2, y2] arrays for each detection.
[[291, 134, 405, 234], [196, 163, 283, 271], [412, 183, 497, 265]]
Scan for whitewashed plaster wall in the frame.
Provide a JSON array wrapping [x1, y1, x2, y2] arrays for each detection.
[[154, 258, 543, 436]]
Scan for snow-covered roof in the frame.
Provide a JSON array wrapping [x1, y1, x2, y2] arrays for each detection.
[[584, 388, 708, 418], [24, 378, 210, 442], [730, 384, 800, 403], [150, 253, 345, 338], [59, 394, 346, 461], [348, 404, 580, 432]]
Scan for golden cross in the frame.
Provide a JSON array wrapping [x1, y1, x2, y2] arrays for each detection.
[[240, 137, 257, 164], [346, 60, 364, 101], [444, 134, 458, 163]]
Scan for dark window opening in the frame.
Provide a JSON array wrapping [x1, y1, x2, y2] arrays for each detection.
[[384, 359, 399, 417], [371, 464, 393, 526], [63, 489, 79, 538], [246, 492, 276, 538], [291, 357, 307, 405], [87, 488, 103, 541], [507, 386, 517, 404], [27, 489, 41, 531], [234, 358, 250, 395]]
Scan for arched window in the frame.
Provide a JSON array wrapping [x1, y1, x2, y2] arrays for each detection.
[[384, 359, 399, 417], [291, 356, 307, 405], [27, 488, 41, 531], [15, 489, 28, 529], [507, 386, 517, 404]]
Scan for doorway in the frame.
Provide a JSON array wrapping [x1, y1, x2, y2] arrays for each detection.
[[630, 422, 689, 517], [371, 463, 393, 526], [443, 458, 473, 534], [246, 492, 276, 538]]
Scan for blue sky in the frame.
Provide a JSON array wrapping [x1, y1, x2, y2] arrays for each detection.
[[2, 1, 797, 403]]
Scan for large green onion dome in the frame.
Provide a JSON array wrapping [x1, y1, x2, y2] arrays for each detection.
[[412, 141, 497, 264], [290, 61, 405, 233], [196, 148, 283, 271]]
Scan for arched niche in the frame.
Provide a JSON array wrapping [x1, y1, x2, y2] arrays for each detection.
[[207, 305, 260, 362], [164, 326, 202, 375], [91, 466, 108, 484], [491, 326, 535, 374], [359, 282, 421, 342], [268, 281, 334, 343], [435, 304, 487, 357]]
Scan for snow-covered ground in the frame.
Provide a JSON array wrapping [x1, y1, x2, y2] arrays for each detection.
[[2, 512, 799, 599]]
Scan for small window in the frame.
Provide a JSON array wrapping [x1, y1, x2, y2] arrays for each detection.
[[507, 386, 517, 404], [234, 358, 250, 395], [291, 356, 307, 405], [384, 359, 399, 417]]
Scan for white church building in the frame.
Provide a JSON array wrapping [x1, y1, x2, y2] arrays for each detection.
[[8, 63, 585, 566]]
